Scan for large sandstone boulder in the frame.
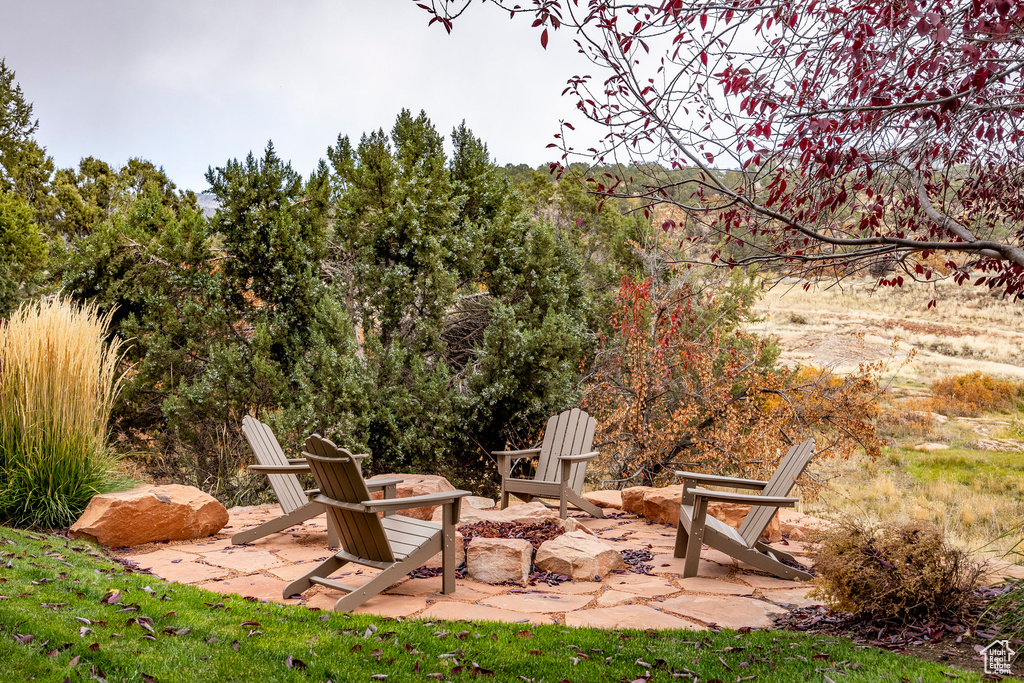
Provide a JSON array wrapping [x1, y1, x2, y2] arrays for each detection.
[[777, 509, 832, 541], [620, 486, 655, 515], [69, 485, 228, 547], [582, 489, 623, 510], [367, 474, 456, 520], [466, 538, 533, 585], [620, 485, 780, 542], [535, 531, 625, 580]]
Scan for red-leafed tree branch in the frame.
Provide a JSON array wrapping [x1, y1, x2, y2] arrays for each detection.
[[417, 0, 1024, 298]]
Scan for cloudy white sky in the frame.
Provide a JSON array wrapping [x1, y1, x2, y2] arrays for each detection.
[[1, 1, 595, 191]]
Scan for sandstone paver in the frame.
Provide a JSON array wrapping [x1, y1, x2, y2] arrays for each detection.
[[202, 547, 285, 572], [267, 561, 322, 582], [762, 587, 820, 608], [650, 554, 730, 578], [198, 574, 293, 602], [352, 594, 428, 618], [595, 590, 634, 608], [268, 544, 333, 563], [148, 560, 229, 583], [602, 572, 679, 597], [481, 592, 593, 614], [129, 548, 203, 570], [679, 577, 754, 595], [735, 572, 807, 590], [566, 605, 704, 630], [418, 602, 554, 625], [661, 595, 787, 629]]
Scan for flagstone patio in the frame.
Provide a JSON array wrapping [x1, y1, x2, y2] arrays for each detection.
[[112, 503, 823, 631]]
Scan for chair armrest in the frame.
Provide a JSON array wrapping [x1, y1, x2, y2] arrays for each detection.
[[286, 458, 307, 465], [558, 451, 599, 463], [674, 471, 768, 490], [351, 453, 370, 460], [248, 464, 309, 475], [688, 488, 797, 507], [303, 488, 320, 497], [492, 448, 542, 458], [363, 490, 472, 513], [366, 476, 403, 492]]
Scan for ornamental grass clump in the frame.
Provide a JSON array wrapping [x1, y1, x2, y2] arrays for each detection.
[[0, 297, 129, 528], [813, 519, 984, 625]]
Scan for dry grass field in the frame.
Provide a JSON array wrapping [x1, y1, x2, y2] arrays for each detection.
[[748, 277, 1024, 562]]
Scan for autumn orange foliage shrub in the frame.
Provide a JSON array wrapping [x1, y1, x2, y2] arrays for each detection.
[[584, 271, 882, 487], [928, 372, 1024, 417]]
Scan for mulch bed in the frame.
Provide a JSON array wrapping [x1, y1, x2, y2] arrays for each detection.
[[457, 520, 566, 549], [773, 582, 1021, 676]]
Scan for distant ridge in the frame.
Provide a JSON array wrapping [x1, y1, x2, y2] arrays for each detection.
[[196, 192, 219, 218]]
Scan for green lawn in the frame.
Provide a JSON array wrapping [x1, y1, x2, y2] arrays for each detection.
[[0, 527, 985, 682]]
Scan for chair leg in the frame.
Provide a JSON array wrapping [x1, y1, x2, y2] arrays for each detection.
[[282, 555, 349, 599], [565, 490, 604, 518], [673, 518, 688, 559], [326, 516, 339, 548], [332, 540, 441, 612], [441, 501, 459, 595], [682, 498, 708, 578]]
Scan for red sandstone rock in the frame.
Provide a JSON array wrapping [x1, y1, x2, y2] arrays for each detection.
[[367, 474, 456, 520], [69, 485, 228, 547]]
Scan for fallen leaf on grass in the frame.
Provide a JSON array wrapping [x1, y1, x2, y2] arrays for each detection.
[[284, 654, 307, 670]]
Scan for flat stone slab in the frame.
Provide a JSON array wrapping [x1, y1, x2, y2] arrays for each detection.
[[602, 572, 679, 597], [661, 595, 788, 629], [595, 590, 634, 608], [735, 573, 807, 590], [418, 602, 554, 625], [267, 544, 333, 563], [482, 592, 593, 614], [581, 490, 622, 510], [267, 561, 321, 582], [650, 554, 730, 578], [128, 548, 202, 571], [198, 574, 292, 603], [148, 560, 229, 583], [201, 547, 285, 572], [762, 587, 820, 609], [352, 594, 428, 618], [679, 577, 754, 595], [566, 605, 704, 631]]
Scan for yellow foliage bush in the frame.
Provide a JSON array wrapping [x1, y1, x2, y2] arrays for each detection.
[[929, 371, 1024, 417]]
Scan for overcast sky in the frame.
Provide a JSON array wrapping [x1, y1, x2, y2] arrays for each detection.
[[1, 0, 596, 191]]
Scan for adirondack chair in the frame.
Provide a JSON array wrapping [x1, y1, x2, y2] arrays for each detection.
[[492, 408, 604, 519], [284, 434, 470, 612], [231, 416, 401, 546], [673, 439, 816, 581]]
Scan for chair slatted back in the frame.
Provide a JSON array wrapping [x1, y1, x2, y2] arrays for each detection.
[[533, 408, 597, 492], [242, 415, 307, 514], [737, 439, 816, 546], [304, 435, 395, 564]]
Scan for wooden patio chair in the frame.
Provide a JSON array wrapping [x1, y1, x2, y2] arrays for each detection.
[[673, 438, 816, 581], [493, 408, 603, 519], [231, 415, 401, 546], [284, 434, 470, 612]]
